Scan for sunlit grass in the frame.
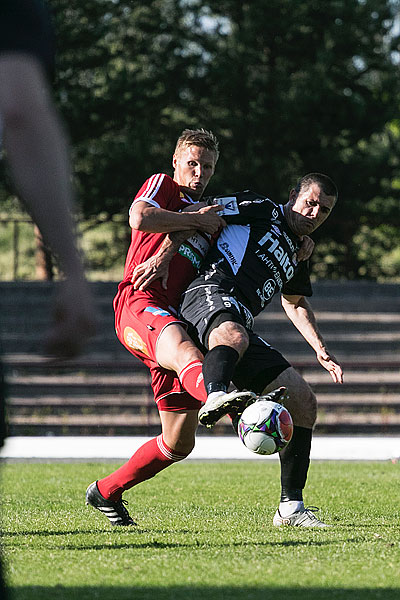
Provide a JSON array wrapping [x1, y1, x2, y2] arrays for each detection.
[[2, 461, 399, 599]]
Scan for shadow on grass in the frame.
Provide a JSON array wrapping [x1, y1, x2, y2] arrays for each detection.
[[6, 585, 399, 600], [3, 529, 337, 550]]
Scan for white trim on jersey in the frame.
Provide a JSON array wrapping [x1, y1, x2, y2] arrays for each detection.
[[129, 197, 160, 213], [181, 283, 219, 296], [128, 173, 166, 214]]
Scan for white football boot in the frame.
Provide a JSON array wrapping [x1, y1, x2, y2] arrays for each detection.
[[273, 505, 330, 528], [198, 389, 257, 428]]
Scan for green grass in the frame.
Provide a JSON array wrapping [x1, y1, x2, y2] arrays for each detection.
[[1, 461, 399, 599]]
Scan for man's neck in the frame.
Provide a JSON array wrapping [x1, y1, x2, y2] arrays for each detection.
[[283, 203, 300, 239], [179, 185, 199, 203]]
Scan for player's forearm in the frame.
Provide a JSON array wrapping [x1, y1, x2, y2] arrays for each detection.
[[282, 296, 327, 354], [130, 206, 205, 233], [155, 231, 192, 261]]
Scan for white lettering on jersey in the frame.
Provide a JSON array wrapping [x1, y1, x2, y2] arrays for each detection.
[[240, 197, 269, 206], [271, 224, 281, 237], [185, 232, 210, 257], [257, 231, 295, 279], [282, 230, 296, 253], [217, 225, 250, 274], [256, 279, 277, 308]]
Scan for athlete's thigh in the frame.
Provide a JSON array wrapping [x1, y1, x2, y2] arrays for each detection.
[[150, 364, 202, 412], [262, 366, 317, 429], [156, 320, 203, 372], [180, 280, 246, 347], [115, 287, 186, 366]]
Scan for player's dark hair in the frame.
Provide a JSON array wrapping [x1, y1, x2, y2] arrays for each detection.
[[174, 128, 220, 162], [295, 173, 338, 201]]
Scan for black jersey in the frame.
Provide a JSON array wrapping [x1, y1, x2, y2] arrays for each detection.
[[199, 190, 313, 317]]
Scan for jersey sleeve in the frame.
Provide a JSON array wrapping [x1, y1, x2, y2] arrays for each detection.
[[129, 173, 176, 214], [281, 260, 313, 297]]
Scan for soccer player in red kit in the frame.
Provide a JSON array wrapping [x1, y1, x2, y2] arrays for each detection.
[[86, 129, 239, 525]]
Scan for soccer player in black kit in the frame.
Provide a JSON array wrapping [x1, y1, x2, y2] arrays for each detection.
[[180, 173, 343, 527]]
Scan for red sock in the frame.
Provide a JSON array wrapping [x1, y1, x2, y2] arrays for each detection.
[[97, 435, 187, 501], [178, 360, 207, 402]]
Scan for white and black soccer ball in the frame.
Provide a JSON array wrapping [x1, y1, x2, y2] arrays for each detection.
[[238, 400, 293, 455]]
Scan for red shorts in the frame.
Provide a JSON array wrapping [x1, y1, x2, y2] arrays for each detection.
[[114, 284, 201, 412]]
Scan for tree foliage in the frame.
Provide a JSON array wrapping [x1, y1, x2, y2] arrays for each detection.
[[1, 0, 399, 280]]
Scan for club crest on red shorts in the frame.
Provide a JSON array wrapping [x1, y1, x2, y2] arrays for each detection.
[[124, 326, 150, 357]]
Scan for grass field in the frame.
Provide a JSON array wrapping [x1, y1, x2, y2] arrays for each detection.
[[1, 460, 399, 599]]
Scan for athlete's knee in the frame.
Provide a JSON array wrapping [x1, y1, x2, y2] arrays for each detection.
[[264, 367, 317, 429], [160, 410, 198, 456], [208, 321, 249, 357], [163, 433, 195, 457]]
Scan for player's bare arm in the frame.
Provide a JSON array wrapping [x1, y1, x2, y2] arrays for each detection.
[[131, 201, 225, 290], [129, 200, 225, 234], [281, 293, 343, 384], [131, 230, 194, 291]]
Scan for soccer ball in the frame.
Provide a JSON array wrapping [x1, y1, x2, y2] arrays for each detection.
[[238, 400, 293, 455]]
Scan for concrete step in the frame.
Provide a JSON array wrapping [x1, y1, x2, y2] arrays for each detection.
[[5, 373, 400, 398], [2, 337, 398, 358], [7, 412, 400, 437], [7, 392, 400, 412]]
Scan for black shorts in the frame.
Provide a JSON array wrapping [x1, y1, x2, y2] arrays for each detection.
[[180, 281, 255, 347], [180, 281, 290, 393], [0, 0, 55, 78]]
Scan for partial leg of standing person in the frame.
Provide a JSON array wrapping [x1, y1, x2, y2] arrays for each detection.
[[0, 1, 96, 357]]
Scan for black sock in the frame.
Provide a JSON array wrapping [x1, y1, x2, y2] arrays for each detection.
[[202, 345, 240, 395], [279, 426, 312, 502]]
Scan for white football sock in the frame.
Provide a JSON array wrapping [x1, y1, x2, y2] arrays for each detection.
[[279, 500, 304, 517]]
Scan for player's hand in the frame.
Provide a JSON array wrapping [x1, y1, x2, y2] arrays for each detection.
[[316, 349, 343, 384], [297, 235, 315, 262], [44, 278, 97, 359], [131, 255, 170, 291], [194, 205, 226, 234]]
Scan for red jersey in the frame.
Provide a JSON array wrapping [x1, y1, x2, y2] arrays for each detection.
[[119, 173, 212, 310]]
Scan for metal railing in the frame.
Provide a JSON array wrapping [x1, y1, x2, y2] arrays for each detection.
[[0, 214, 127, 281]]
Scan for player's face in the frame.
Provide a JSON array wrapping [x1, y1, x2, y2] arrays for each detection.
[[287, 183, 336, 236], [173, 145, 216, 200]]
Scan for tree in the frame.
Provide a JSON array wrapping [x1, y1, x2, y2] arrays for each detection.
[[189, 0, 400, 278], [50, 0, 213, 216]]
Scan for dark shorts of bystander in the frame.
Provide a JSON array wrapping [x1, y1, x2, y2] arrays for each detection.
[[0, 0, 55, 78]]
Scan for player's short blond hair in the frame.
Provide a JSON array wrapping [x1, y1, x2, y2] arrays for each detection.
[[174, 128, 220, 162]]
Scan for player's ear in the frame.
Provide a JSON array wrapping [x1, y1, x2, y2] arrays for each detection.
[[288, 188, 297, 203], [172, 154, 178, 169]]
